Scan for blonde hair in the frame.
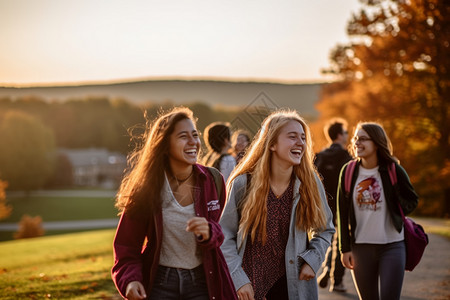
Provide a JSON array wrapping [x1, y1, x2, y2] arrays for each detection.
[[227, 109, 326, 244]]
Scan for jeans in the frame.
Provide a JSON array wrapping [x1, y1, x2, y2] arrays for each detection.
[[149, 265, 209, 300], [351, 241, 406, 300]]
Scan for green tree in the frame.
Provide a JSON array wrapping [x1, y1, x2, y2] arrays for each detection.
[[315, 0, 449, 216], [0, 111, 56, 191]]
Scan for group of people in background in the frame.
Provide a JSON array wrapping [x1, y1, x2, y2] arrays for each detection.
[[111, 106, 418, 300], [201, 122, 251, 183]]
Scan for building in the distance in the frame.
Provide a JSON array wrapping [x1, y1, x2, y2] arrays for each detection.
[[58, 148, 126, 189]]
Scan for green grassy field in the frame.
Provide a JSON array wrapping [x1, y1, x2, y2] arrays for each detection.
[[0, 229, 120, 299], [2, 196, 117, 223], [0, 194, 118, 241]]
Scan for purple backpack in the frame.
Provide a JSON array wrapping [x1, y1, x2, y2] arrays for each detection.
[[344, 160, 428, 271]]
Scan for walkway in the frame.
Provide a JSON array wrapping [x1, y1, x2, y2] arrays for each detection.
[[318, 225, 450, 299]]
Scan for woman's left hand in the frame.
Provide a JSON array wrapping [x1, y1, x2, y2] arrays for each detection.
[[298, 263, 315, 281], [186, 217, 210, 242]]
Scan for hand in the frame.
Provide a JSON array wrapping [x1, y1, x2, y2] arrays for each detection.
[[125, 281, 147, 299], [237, 283, 254, 300], [298, 262, 315, 281], [341, 251, 354, 269], [186, 217, 210, 242]]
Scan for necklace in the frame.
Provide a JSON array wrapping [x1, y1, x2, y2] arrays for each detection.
[[173, 171, 194, 186], [170, 171, 194, 206]]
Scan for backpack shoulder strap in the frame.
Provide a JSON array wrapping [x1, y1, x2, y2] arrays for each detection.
[[388, 162, 397, 185], [344, 160, 358, 194], [235, 173, 252, 220], [207, 166, 223, 201]]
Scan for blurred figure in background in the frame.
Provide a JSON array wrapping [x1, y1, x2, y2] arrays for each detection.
[[202, 122, 236, 182], [112, 107, 238, 300], [231, 129, 251, 165], [315, 118, 352, 292]]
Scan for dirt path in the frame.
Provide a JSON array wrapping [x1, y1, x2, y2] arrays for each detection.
[[318, 232, 450, 300]]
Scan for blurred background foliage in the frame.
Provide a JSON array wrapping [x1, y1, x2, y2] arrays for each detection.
[[311, 0, 449, 217], [0, 0, 448, 218]]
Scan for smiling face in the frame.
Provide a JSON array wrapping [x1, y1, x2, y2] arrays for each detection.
[[234, 134, 249, 153], [352, 128, 377, 160], [168, 118, 201, 169], [270, 120, 306, 168]]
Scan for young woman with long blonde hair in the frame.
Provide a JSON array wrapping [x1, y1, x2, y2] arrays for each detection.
[[219, 109, 335, 300], [112, 107, 237, 300]]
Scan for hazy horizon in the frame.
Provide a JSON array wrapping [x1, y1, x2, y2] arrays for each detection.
[[1, 0, 362, 86]]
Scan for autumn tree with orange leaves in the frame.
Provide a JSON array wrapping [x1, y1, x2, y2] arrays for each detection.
[[313, 0, 449, 216]]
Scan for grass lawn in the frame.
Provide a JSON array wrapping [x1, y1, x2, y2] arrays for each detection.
[[0, 218, 448, 299], [0, 229, 120, 300], [0, 194, 119, 241], [2, 196, 118, 223]]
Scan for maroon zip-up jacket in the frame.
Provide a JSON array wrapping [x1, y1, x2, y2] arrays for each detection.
[[111, 164, 238, 300]]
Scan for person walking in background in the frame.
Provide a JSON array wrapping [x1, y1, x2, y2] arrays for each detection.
[[202, 122, 236, 182], [231, 129, 251, 165], [315, 118, 352, 292], [337, 122, 419, 300], [111, 107, 238, 300], [220, 109, 335, 300]]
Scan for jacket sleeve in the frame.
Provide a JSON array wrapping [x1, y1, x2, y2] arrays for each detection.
[[299, 174, 335, 275], [337, 163, 352, 253], [219, 175, 251, 291], [395, 163, 419, 216], [198, 173, 226, 250], [111, 212, 148, 298]]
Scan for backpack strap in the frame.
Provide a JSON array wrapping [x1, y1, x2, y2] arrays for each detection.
[[235, 173, 252, 220], [388, 162, 397, 185], [388, 162, 405, 216], [207, 166, 223, 201], [344, 160, 358, 194]]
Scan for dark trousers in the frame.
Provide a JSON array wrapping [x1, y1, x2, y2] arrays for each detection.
[[351, 241, 405, 300], [323, 232, 346, 284], [265, 274, 288, 300], [149, 265, 209, 300]]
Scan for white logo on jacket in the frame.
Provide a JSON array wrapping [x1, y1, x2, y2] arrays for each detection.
[[207, 200, 220, 211]]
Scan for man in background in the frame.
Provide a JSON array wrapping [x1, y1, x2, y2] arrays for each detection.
[[315, 118, 352, 293]]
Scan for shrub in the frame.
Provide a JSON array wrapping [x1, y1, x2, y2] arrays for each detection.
[[14, 214, 45, 239]]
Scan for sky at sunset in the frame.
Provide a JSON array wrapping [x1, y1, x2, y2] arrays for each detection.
[[0, 0, 362, 86]]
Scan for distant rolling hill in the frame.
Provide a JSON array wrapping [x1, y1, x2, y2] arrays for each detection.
[[0, 79, 323, 118]]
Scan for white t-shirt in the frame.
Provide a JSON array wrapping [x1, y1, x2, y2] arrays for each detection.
[[159, 174, 202, 269], [353, 165, 404, 244]]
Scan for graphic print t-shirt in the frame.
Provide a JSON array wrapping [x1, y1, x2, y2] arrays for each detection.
[[353, 166, 404, 244]]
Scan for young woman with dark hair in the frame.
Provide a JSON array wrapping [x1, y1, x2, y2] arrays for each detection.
[[337, 122, 419, 300], [202, 122, 236, 182], [112, 107, 237, 300]]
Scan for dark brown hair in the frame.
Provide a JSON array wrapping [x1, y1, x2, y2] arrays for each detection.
[[115, 107, 196, 216], [353, 122, 397, 165]]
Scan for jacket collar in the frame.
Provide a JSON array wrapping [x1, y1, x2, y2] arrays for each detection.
[[193, 163, 208, 180]]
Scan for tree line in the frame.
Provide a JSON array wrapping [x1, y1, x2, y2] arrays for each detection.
[[0, 96, 275, 191]]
